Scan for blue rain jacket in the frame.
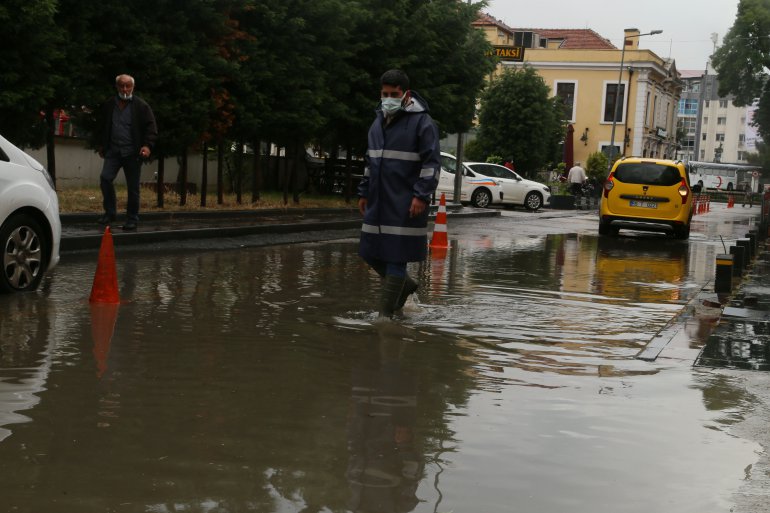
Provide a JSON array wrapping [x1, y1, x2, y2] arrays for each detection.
[[358, 91, 441, 263]]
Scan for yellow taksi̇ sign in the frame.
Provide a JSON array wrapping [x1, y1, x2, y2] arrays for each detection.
[[487, 46, 525, 62]]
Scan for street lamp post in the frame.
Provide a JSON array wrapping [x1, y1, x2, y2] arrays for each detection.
[[608, 28, 662, 170]]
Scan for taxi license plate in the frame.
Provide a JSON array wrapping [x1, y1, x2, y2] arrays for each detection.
[[629, 200, 657, 209]]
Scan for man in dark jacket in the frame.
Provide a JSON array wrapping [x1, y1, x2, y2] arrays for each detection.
[[95, 74, 157, 231], [357, 70, 440, 318]]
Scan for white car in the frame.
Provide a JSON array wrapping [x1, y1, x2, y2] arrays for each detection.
[[464, 161, 551, 211], [437, 152, 504, 208], [0, 134, 61, 293]]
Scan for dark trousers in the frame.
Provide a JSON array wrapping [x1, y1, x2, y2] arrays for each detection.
[[363, 257, 407, 278], [101, 154, 142, 221], [570, 182, 583, 196]]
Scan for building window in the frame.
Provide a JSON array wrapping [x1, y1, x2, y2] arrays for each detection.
[[705, 100, 710, 108], [601, 143, 621, 157], [555, 81, 577, 122], [692, 82, 701, 93], [719, 99, 728, 108], [702, 132, 707, 141], [603, 82, 626, 123], [738, 151, 746, 161], [717, 117, 727, 125], [678, 99, 698, 116], [716, 133, 725, 142], [700, 149, 705, 159]]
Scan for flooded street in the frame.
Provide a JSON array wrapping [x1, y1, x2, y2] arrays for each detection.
[[0, 207, 767, 512]]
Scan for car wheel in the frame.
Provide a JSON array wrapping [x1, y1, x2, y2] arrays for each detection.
[[524, 191, 543, 211], [471, 188, 492, 208], [727, 183, 734, 191], [673, 224, 691, 240], [598, 222, 617, 236], [1, 214, 48, 293]]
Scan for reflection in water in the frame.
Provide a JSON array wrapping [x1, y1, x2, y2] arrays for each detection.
[[347, 325, 422, 512], [0, 293, 55, 442], [90, 303, 119, 378]]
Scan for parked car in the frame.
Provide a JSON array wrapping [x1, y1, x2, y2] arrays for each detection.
[[599, 157, 695, 239], [463, 161, 551, 211], [437, 152, 504, 208], [0, 134, 61, 292]]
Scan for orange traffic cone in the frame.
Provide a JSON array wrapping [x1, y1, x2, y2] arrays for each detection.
[[89, 227, 120, 304], [727, 194, 734, 208], [429, 193, 449, 249]]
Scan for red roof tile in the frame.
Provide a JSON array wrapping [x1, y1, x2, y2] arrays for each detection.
[[517, 28, 616, 49]]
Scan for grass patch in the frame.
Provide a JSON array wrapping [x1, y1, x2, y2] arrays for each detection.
[[57, 187, 355, 213]]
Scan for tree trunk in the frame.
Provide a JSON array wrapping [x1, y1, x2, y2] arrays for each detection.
[[217, 140, 224, 205], [44, 106, 57, 186], [156, 155, 165, 208], [179, 149, 188, 206], [345, 143, 353, 203], [235, 140, 243, 204], [251, 138, 261, 203], [282, 146, 289, 205], [200, 143, 208, 207], [292, 140, 300, 204]]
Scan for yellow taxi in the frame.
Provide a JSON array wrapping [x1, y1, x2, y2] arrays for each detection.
[[599, 157, 697, 239]]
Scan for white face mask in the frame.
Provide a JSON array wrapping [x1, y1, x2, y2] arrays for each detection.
[[381, 97, 402, 115]]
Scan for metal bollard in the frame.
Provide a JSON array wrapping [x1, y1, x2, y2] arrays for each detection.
[[715, 254, 734, 293], [737, 238, 752, 268], [730, 244, 745, 277], [747, 231, 757, 257]]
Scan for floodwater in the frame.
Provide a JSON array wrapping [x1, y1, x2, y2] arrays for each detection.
[[0, 209, 764, 513]]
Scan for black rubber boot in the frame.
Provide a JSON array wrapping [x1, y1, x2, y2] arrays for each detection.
[[396, 273, 418, 309], [379, 275, 406, 318], [370, 261, 387, 278]]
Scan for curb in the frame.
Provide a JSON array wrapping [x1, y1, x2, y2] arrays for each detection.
[[60, 208, 501, 253]]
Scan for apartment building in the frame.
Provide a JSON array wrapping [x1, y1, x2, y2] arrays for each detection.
[[676, 70, 758, 164]]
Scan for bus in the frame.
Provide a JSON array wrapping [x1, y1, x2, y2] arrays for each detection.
[[686, 161, 759, 191]]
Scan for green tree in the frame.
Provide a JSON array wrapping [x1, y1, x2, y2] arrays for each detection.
[[711, 0, 770, 141], [585, 151, 608, 181], [474, 66, 563, 176], [0, 0, 62, 147]]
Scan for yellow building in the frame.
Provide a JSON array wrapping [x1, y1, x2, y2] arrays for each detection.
[[473, 14, 682, 168]]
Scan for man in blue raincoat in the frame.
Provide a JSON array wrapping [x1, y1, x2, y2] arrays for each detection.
[[357, 70, 441, 318]]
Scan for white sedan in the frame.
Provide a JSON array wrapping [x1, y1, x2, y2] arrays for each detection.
[[0, 134, 61, 293], [436, 152, 504, 208], [464, 162, 551, 211]]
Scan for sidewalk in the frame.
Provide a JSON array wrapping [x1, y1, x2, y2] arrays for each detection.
[[695, 229, 770, 371], [59, 203, 502, 252]]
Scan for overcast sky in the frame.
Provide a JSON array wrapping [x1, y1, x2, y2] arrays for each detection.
[[485, 0, 740, 71]]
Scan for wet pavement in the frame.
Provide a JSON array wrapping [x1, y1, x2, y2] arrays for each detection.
[[1, 202, 770, 512]]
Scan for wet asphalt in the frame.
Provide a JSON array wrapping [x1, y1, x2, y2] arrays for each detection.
[[60, 201, 770, 368]]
